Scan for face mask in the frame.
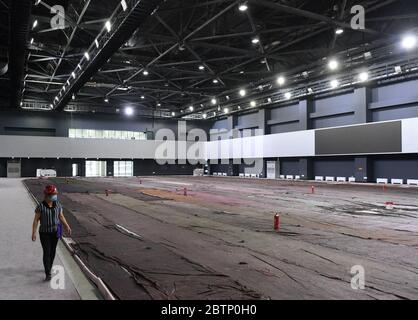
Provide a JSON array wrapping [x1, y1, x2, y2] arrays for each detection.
[[50, 195, 58, 202]]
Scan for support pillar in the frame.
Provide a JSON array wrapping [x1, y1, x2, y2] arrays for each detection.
[[299, 99, 312, 130]]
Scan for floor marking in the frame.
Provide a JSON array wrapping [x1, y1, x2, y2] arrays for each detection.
[[115, 224, 142, 239]]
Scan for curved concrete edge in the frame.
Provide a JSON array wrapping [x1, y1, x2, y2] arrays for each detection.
[[22, 179, 104, 300]]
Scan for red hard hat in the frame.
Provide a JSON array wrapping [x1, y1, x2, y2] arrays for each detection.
[[44, 185, 58, 195]]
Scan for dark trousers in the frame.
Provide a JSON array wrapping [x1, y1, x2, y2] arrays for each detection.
[[39, 232, 59, 276]]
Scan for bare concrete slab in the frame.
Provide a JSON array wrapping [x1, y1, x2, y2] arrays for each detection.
[[0, 179, 90, 300]]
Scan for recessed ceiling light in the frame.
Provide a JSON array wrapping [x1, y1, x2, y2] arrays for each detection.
[[284, 92, 292, 100], [402, 35, 417, 50], [277, 76, 285, 86], [328, 59, 339, 70], [330, 79, 340, 88], [239, 89, 246, 97], [358, 72, 369, 82]]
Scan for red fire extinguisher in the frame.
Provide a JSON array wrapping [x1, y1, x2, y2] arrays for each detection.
[[274, 214, 280, 231]]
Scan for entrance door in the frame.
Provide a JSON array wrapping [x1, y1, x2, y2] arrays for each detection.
[[7, 160, 21, 178]]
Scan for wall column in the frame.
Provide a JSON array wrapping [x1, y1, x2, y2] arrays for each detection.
[[258, 109, 267, 135], [353, 87, 372, 124], [299, 99, 312, 130]]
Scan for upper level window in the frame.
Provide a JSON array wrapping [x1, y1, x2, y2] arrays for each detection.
[[69, 128, 147, 140]]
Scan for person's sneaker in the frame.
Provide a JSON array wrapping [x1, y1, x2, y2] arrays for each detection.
[[45, 274, 52, 281]]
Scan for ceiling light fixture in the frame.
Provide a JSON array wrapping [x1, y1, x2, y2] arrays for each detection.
[[84, 52, 90, 61], [252, 37, 260, 45], [121, 0, 128, 11], [335, 28, 344, 35], [143, 70, 149, 76], [277, 76, 285, 86], [105, 20, 112, 32], [224, 107, 229, 114], [32, 20, 38, 29], [330, 79, 340, 88], [213, 79, 219, 84], [239, 89, 246, 97], [124, 106, 134, 116], [402, 34, 417, 50], [202, 113, 208, 119], [284, 92, 292, 100], [328, 59, 339, 71], [250, 100, 256, 107], [358, 72, 369, 82], [239, 3, 248, 12], [199, 65, 205, 70], [211, 98, 217, 105], [189, 106, 194, 111]]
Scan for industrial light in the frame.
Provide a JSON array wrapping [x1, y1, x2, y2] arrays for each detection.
[[394, 65, 402, 74], [358, 72, 369, 82], [198, 65, 205, 70], [105, 20, 112, 32], [277, 76, 285, 86], [239, 89, 246, 97], [72, 94, 75, 100], [330, 79, 340, 88], [328, 59, 339, 70], [213, 79, 219, 84], [224, 107, 229, 114], [30, 38, 34, 44], [202, 113, 207, 119], [121, 0, 128, 11], [67, 80, 70, 85], [32, 20, 38, 29], [252, 37, 260, 45], [84, 52, 90, 61], [157, 103, 161, 107], [124, 107, 134, 116], [239, 3, 248, 11], [211, 98, 217, 105], [402, 35, 417, 50], [250, 100, 256, 107], [171, 112, 175, 116], [189, 105, 194, 111], [95, 39, 99, 48], [71, 72, 76, 79], [104, 97, 109, 103], [335, 28, 344, 35], [63, 86, 66, 92], [77, 64, 82, 70], [54, 96, 58, 101], [284, 92, 292, 100], [141, 95, 145, 99], [143, 70, 149, 76]]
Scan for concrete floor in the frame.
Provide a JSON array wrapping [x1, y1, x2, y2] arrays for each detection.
[[23, 176, 418, 300], [0, 179, 97, 300]]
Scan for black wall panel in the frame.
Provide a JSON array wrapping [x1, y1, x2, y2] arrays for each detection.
[[313, 157, 354, 177], [315, 121, 402, 155]]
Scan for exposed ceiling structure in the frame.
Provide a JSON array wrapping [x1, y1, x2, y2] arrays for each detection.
[[1, 0, 418, 119]]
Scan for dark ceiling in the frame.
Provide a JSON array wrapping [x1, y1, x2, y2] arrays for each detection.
[[1, 0, 418, 119]]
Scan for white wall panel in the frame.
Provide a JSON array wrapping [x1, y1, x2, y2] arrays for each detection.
[[402, 118, 418, 153]]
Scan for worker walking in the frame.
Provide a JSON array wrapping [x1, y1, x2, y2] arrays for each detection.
[[31, 185, 72, 281]]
